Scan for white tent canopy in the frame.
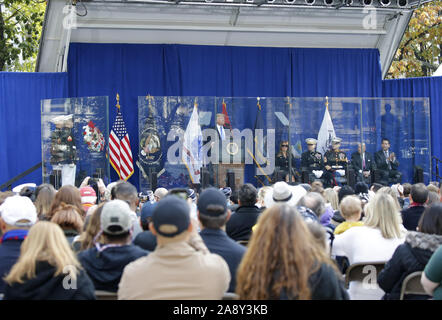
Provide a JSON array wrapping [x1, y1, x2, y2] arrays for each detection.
[[433, 64, 442, 77], [37, 0, 429, 78]]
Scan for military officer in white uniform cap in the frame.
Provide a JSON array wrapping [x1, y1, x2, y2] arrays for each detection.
[[300, 138, 324, 183], [323, 137, 348, 187]]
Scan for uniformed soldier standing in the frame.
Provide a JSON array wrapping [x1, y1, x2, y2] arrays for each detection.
[[323, 137, 348, 187], [300, 138, 324, 183]]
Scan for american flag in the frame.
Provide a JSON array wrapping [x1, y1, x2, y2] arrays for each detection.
[[109, 110, 134, 181]]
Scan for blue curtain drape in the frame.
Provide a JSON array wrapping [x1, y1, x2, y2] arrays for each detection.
[[291, 48, 382, 97], [383, 76, 442, 181], [67, 43, 382, 188], [0, 72, 68, 190]]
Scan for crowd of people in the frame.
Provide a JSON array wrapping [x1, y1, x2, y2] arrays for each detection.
[[0, 176, 441, 300]]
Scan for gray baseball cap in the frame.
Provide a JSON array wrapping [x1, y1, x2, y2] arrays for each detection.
[[101, 200, 133, 235]]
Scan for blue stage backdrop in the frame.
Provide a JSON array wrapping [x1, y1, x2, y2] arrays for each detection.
[[1, 44, 439, 191], [383, 76, 442, 181], [0, 72, 68, 190], [67, 43, 383, 188]]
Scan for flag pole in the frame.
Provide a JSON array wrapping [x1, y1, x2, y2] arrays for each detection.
[[287, 96, 293, 183], [249, 97, 271, 184], [116, 93, 120, 110]]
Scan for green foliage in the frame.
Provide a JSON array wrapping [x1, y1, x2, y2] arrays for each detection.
[[0, 0, 46, 71], [387, 1, 442, 78]]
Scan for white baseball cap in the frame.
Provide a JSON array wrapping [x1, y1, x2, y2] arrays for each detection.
[[0, 196, 37, 227]]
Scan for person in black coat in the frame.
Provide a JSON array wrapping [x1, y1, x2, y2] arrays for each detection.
[[378, 203, 442, 300], [3, 221, 96, 300], [226, 184, 261, 241], [275, 140, 298, 182], [401, 183, 429, 231], [374, 138, 401, 185], [351, 142, 374, 184], [197, 188, 246, 293], [133, 202, 157, 251]]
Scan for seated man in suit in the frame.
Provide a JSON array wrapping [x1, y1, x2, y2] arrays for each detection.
[[351, 142, 374, 185], [374, 138, 401, 185], [300, 138, 324, 184]]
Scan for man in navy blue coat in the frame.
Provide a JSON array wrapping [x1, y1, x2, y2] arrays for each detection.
[[0, 196, 38, 295], [197, 188, 246, 293], [401, 183, 429, 231]]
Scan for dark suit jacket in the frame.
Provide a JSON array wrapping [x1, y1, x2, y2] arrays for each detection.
[[351, 151, 374, 172], [401, 205, 426, 231], [200, 228, 246, 293], [226, 206, 261, 241], [375, 150, 399, 171]]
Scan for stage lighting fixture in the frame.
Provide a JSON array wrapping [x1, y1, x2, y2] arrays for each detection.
[[397, 0, 408, 7], [361, 0, 373, 5], [266, 0, 276, 3], [305, 0, 315, 4], [379, 0, 391, 6], [285, 0, 296, 4], [324, 0, 334, 6]]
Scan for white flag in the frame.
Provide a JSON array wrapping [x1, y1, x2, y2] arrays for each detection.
[[317, 107, 336, 155], [182, 104, 203, 184]]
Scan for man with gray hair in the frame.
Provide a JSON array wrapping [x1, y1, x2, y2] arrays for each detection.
[[153, 187, 168, 202], [351, 142, 374, 184]]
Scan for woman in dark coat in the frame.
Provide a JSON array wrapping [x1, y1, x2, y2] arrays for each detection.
[[378, 203, 442, 300], [3, 221, 95, 300]]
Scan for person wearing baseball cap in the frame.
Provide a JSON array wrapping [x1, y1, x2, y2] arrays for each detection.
[[0, 196, 37, 294], [118, 195, 230, 300], [198, 188, 246, 293], [78, 200, 149, 292], [132, 202, 158, 251]]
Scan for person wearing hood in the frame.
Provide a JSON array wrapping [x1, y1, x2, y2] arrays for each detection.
[[3, 221, 95, 300], [378, 203, 442, 300], [78, 200, 149, 292]]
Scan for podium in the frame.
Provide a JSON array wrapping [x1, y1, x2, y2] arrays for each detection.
[[215, 164, 245, 191]]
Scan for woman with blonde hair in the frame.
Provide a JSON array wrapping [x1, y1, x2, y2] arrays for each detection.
[[50, 203, 84, 245], [34, 184, 56, 220], [3, 221, 95, 300], [377, 186, 401, 212], [332, 193, 406, 299], [72, 202, 106, 253], [324, 188, 339, 211], [47, 185, 85, 220], [236, 204, 348, 300]]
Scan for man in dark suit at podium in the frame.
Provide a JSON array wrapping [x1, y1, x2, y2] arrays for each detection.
[[374, 138, 401, 185], [351, 142, 374, 184]]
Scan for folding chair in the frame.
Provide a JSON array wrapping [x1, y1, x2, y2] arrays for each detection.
[[344, 262, 386, 289], [95, 290, 118, 300], [222, 292, 239, 300], [399, 271, 428, 300]]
